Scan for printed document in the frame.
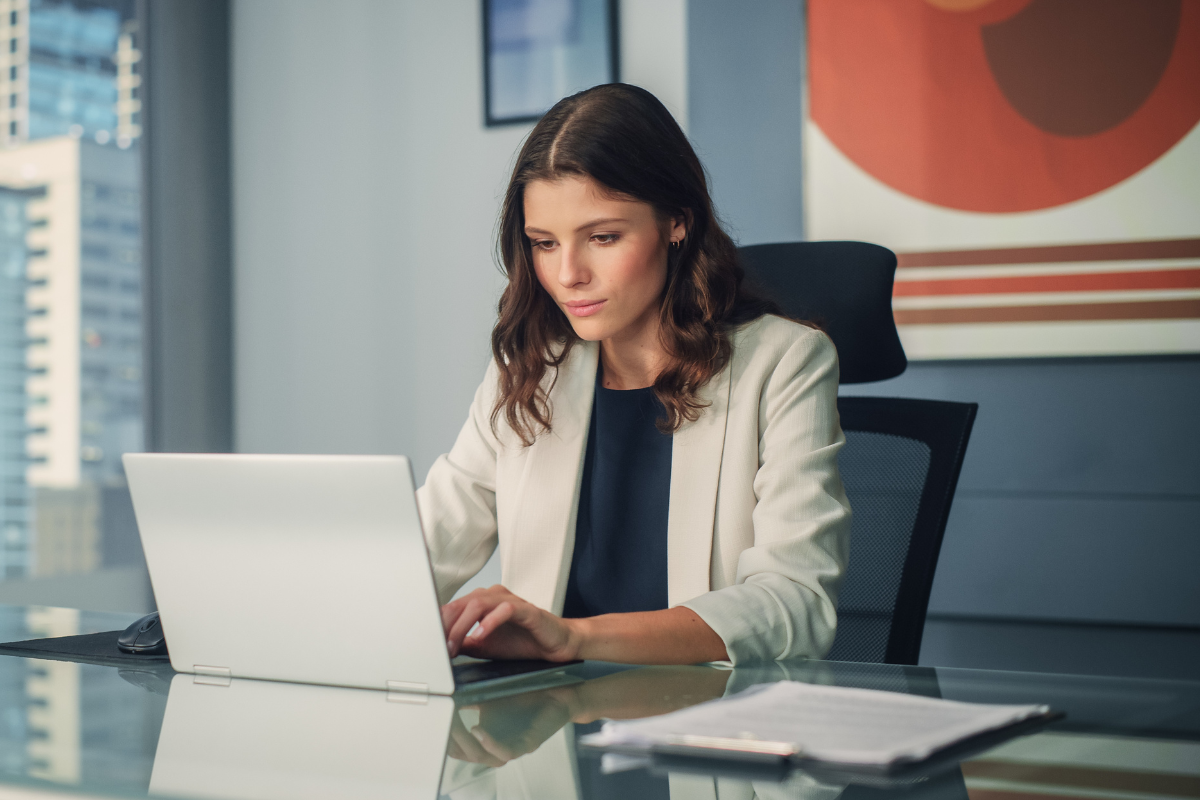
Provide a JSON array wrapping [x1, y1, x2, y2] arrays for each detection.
[[581, 681, 1050, 766]]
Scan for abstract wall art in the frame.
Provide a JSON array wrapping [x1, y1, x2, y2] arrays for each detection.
[[805, 0, 1200, 359]]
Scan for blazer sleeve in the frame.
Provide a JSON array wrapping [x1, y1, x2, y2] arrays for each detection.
[[683, 329, 852, 664], [416, 359, 503, 604]]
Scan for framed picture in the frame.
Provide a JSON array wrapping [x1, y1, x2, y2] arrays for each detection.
[[804, 0, 1200, 360], [483, 0, 619, 126]]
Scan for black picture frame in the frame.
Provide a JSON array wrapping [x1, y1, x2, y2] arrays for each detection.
[[483, 0, 620, 127]]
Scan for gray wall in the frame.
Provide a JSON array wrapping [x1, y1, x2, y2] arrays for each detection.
[[232, 1, 522, 476], [846, 359, 1200, 627], [686, 2, 1199, 628], [687, 0, 805, 245]]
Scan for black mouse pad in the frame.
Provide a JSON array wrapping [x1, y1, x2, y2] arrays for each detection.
[[0, 631, 172, 669]]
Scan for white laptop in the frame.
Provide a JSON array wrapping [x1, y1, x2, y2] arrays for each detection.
[[123, 453, 577, 696]]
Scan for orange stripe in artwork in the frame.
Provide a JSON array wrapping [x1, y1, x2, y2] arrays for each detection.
[[896, 238, 1200, 268], [897, 236, 1200, 267], [894, 298, 1200, 325], [894, 268, 1200, 296]]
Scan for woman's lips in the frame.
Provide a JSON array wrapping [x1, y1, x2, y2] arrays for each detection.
[[565, 300, 606, 317]]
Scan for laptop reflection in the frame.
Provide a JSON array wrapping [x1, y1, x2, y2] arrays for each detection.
[[149, 674, 454, 800]]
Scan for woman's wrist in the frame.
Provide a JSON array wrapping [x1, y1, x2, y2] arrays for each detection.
[[561, 615, 592, 661], [556, 607, 728, 665]]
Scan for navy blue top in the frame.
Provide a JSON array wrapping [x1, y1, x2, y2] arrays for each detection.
[[562, 375, 673, 618]]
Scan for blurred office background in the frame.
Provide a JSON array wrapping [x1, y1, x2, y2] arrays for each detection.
[[0, 0, 1193, 679]]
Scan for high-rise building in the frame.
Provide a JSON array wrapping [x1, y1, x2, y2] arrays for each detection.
[[0, 137, 140, 577], [0, 186, 30, 579], [0, 137, 141, 489], [0, 0, 141, 586], [1, 0, 138, 149]]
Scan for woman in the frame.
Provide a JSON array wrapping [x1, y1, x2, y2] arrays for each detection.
[[420, 83, 850, 666]]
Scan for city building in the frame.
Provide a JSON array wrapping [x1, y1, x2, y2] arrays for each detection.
[[0, 0, 142, 585], [1, 0, 138, 149], [0, 186, 29, 579], [0, 136, 140, 576]]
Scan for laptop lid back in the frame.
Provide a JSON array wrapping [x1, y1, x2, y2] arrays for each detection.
[[123, 453, 454, 695]]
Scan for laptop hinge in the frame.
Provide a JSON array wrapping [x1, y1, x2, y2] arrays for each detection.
[[193, 665, 232, 687], [386, 680, 429, 704]]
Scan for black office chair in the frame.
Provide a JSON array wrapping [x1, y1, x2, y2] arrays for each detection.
[[739, 242, 978, 665]]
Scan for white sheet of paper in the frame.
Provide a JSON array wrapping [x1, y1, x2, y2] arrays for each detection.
[[582, 681, 1049, 766]]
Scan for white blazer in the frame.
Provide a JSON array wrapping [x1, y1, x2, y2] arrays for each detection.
[[416, 314, 852, 664]]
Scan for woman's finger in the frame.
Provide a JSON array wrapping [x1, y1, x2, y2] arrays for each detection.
[[447, 597, 502, 657], [441, 589, 483, 630], [441, 599, 462, 632], [465, 601, 516, 645], [441, 586, 509, 633]]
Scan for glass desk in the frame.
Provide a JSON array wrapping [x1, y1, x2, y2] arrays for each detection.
[[0, 603, 1197, 800]]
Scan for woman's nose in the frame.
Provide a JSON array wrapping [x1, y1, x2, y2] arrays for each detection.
[[557, 246, 590, 287]]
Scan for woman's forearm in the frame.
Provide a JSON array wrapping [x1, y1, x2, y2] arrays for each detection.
[[566, 606, 728, 664]]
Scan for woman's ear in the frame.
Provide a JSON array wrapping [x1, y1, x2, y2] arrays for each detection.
[[668, 210, 692, 245]]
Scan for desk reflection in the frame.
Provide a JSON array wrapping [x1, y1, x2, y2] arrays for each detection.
[[145, 662, 963, 800], [449, 665, 731, 767], [149, 674, 453, 800], [443, 663, 849, 800]]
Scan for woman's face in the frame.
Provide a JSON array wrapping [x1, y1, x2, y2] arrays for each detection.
[[524, 175, 685, 343]]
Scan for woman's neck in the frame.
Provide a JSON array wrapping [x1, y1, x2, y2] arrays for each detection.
[[598, 316, 669, 390]]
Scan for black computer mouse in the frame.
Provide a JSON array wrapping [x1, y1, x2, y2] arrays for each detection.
[[117, 612, 169, 656]]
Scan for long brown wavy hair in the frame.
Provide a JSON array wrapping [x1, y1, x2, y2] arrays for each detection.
[[492, 83, 779, 445]]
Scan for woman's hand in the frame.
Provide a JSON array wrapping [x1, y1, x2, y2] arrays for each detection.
[[441, 585, 728, 664], [442, 585, 581, 661]]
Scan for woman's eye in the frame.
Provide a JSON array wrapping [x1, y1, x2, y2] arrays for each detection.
[[592, 233, 619, 245], [532, 240, 556, 251]]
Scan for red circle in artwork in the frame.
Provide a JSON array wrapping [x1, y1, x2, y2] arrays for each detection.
[[809, 0, 1200, 212]]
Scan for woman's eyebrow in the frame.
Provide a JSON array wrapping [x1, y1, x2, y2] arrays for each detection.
[[576, 217, 628, 231], [524, 218, 629, 236]]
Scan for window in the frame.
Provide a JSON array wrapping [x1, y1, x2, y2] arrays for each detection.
[[82, 243, 111, 260], [0, 1, 146, 607]]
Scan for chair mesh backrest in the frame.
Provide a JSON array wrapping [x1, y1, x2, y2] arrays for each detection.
[[826, 430, 931, 663]]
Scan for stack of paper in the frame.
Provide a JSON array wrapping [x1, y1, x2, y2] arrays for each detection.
[[580, 681, 1051, 767]]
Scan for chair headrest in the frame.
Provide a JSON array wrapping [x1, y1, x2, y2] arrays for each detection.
[[738, 241, 907, 384]]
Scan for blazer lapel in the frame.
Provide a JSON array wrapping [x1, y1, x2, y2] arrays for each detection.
[[501, 341, 598, 613], [667, 362, 732, 606]]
